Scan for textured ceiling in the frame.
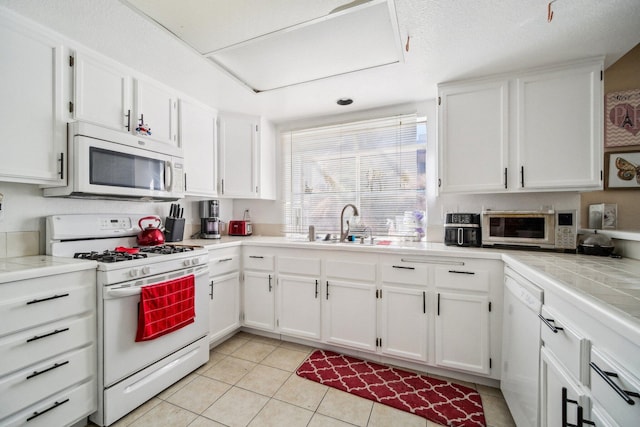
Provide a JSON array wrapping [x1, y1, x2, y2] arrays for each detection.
[[2, 0, 640, 123]]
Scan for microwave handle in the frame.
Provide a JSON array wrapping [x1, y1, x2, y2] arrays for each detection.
[[165, 161, 173, 191]]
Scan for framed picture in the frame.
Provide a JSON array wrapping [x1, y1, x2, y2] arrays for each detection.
[[605, 150, 640, 189], [605, 89, 640, 147]]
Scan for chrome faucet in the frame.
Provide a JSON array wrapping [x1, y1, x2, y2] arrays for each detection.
[[340, 204, 359, 242]]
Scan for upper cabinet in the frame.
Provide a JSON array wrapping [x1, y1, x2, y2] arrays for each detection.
[[179, 98, 217, 196], [73, 51, 178, 147], [438, 58, 603, 194], [0, 11, 66, 185]]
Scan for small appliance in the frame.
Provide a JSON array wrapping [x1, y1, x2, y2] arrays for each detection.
[[199, 200, 221, 239], [444, 213, 482, 247], [481, 209, 576, 250], [228, 220, 252, 236]]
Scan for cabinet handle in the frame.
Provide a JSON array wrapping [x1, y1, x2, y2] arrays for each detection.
[[26, 293, 69, 305], [504, 167, 507, 189], [392, 265, 415, 270], [590, 362, 639, 405], [26, 398, 70, 422], [58, 153, 64, 180], [562, 387, 579, 427], [249, 255, 264, 259], [125, 109, 131, 131], [315, 280, 319, 299], [218, 258, 233, 262], [268, 275, 272, 292], [422, 291, 426, 314], [139, 113, 144, 125], [520, 166, 525, 188], [221, 179, 225, 195], [448, 270, 475, 275], [209, 280, 214, 299], [326, 281, 330, 300], [26, 361, 69, 380], [26, 328, 69, 343], [538, 314, 564, 333], [437, 293, 440, 316]]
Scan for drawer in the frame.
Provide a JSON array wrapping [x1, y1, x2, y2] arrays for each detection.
[[279, 256, 321, 276], [434, 267, 489, 292], [590, 347, 640, 427], [0, 344, 95, 419], [0, 313, 95, 377], [540, 305, 589, 384], [326, 259, 376, 282], [243, 253, 275, 271], [381, 262, 428, 286], [2, 378, 96, 427], [0, 270, 95, 337], [209, 250, 241, 276]]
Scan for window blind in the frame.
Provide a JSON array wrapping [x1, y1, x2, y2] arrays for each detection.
[[282, 114, 426, 237]]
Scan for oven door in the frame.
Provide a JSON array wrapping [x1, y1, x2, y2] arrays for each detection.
[[101, 264, 208, 387]]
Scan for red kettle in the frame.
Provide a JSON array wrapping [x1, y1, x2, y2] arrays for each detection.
[[137, 216, 165, 246]]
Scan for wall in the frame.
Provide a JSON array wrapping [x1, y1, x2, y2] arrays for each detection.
[[580, 43, 640, 231]]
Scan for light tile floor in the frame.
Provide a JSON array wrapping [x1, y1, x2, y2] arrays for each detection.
[[89, 332, 516, 427]]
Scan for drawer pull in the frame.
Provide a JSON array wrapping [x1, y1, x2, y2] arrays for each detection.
[[392, 265, 415, 270], [26, 293, 70, 305], [26, 327, 70, 343], [590, 362, 639, 405], [26, 360, 69, 380], [218, 258, 233, 262], [538, 314, 564, 333], [448, 270, 475, 275], [26, 398, 69, 422], [249, 255, 264, 259]]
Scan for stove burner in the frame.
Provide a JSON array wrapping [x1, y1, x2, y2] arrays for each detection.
[[73, 251, 148, 263], [137, 245, 196, 255]]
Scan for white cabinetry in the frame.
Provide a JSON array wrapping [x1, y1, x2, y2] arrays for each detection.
[[180, 99, 218, 196], [218, 113, 259, 198], [438, 58, 603, 194], [0, 267, 96, 427], [0, 11, 66, 185], [277, 253, 322, 340], [433, 260, 502, 377], [242, 250, 275, 331], [207, 247, 241, 344], [72, 50, 178, 146], [324, 257, 377, 352], [378, 257, 429, 362]]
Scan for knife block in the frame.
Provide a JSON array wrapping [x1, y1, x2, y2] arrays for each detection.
[[164, 217, 185, 242]]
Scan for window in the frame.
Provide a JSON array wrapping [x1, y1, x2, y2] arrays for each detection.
[[282, 114, 426, 237]]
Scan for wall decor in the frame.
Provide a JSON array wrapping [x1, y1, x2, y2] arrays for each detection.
[[605, 150, 640, 189], [605, 89, 640, 147]]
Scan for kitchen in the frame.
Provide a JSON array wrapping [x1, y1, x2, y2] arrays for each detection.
[[1, 1, 640, 426]]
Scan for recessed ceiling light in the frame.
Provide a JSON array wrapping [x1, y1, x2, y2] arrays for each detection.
[[337, 98, 354, 106]]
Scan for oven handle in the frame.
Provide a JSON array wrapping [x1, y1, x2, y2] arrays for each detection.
[[106, 287, 141, 298]]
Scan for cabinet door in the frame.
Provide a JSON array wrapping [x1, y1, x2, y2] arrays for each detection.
[[73, 51, 131, 132], [438, 79, 509, 193], [516, 60, 603, 190], [219, 113, 258, 197], [134, 78, 178, 146], [179, 99, 217, 196], [379, 285, 427, 362], [243, 271, 275, 331], [540, 347, 590, 427], [258, 117, 277, 200], [434, 291, 490, 374], [209, 272, 240, 343], [323, 279, 377, 352], [278, 275, 321, 340], [0, 16, 66, 185]]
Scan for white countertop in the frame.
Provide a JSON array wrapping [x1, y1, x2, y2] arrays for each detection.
[[0, 255, 97, 284]]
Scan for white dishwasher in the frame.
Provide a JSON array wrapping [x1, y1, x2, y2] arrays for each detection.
[[501, 266, 543, 427]]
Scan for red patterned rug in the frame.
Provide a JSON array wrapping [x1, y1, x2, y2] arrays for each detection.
[[296, 349, 486, 427]]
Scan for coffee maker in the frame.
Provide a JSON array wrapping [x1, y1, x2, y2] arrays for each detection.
[[199, 200, 221, 239]]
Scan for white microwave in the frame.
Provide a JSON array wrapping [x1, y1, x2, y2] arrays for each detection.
[[481, 210, 577, 250], [44, 122, 184, 201]]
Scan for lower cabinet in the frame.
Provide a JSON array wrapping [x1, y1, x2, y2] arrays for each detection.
[[208, 247, 241, 343], [243, 271, 275, 331]]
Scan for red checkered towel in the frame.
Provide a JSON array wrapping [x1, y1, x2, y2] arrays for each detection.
[[135, 275, 195, 342]]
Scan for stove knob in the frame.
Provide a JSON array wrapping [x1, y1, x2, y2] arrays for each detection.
[[129, 269, 139, 278], [141, 266, 151, 275], [183, 260, 191, 267], [191, 258, 200, 265]]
